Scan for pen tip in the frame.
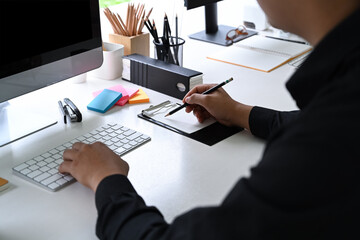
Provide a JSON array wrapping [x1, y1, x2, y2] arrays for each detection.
[[165, 113, 170, 117]]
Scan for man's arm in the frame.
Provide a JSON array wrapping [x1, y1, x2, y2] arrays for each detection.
[[95, 175, 169, 239], [183, 84, 299, 140]]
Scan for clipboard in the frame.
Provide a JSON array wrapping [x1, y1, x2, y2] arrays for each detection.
[[138, 101, 242, 146]]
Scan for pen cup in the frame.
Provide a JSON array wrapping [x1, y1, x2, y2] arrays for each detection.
[[153, 37, 185, 66]]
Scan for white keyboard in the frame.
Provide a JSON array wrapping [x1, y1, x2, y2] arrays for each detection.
[[12, 123, 151, 192]]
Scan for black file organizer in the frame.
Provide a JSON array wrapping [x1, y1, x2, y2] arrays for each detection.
[[138, 113, 242, 146], [122, 54, 203, 99]]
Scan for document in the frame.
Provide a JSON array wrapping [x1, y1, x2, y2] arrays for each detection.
[[141, 101, 215, 134], [207, 35, 312, 72]]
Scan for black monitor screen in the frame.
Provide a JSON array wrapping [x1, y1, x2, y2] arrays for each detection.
[[0, 0, 100, 80], [184, 0, 222, 10]]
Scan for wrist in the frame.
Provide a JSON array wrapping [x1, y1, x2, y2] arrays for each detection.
[[232, 103, 253, 130]]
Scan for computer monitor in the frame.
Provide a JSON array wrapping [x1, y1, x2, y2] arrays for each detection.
[[184, 0, 234, 46], [0, 0, 103, 147]]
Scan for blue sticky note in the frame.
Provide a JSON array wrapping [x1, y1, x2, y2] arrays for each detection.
[[87, 89, 122, 113]]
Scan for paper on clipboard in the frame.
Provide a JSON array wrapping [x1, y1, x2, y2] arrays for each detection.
[[142, 101, 216, 134]]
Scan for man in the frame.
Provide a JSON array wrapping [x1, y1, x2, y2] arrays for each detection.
[[60, 0, 360, 239]]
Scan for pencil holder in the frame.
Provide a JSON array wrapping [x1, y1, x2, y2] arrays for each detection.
[[109, 32, 150, 57], [89, 42, 124, 80], [153, 37, 185, 66]]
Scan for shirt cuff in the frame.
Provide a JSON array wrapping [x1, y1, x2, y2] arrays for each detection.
[[249, 106, 278, 140], [95, 174, 136, 211]]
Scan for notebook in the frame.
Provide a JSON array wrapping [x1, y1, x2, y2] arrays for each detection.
[[207, 35, 312, 72]]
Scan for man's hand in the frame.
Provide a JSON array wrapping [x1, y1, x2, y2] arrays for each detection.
[[59, 142, 129, 192], [184, 84, 253, 130]]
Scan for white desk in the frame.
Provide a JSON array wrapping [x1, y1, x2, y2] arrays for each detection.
[[0, 4, 298, 240]]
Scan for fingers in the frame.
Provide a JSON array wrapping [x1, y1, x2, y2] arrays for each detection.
[[185, 93, 206, 106], [71, 141, 85, 150], [192, 105, 212, 123], [60, 142, 85, 173], [183, 84, 216, 102], [58, 159, 71, 174]]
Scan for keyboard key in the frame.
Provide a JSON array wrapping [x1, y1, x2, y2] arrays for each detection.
[[44, 157, 55, 163], [64, 175, 74, 182], [41, 174, 63, 186], [34, 156, 45, 162], [37, 161, 47, 167], [25, 159, 36, 166], [34, 172, 51, 182], [49, 149, 58, 155], [56, 146, 66, 152], [29, 165, 40, 171], [56, 178, 68, 185], [123, 130, 136, 136], [20, 168, 31, 175], [127, 132, 142, 140], [55, 159, 63, 165], [115, 147, 127, 155], [123, 144, 132, 149], [77, 136, 86, 141], [52, 154, 62, 160], [48, 182, 60, 190], [93, 134, 102, 140], [14, 163, 28, 172], [41, 152, 51, 158], [63, 142, 72, 148], [109, 145, 117, 151], [121, 139, 129, 144], [48, 168, 58, 175], [27, 170, 42, 179], [40, 166, 50, 172]]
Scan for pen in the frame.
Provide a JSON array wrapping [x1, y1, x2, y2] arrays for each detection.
[[165, 77, 234, 117], [153, 19, 159, 43], [175, 14, 179, 65], [265, 35, 308, 45]]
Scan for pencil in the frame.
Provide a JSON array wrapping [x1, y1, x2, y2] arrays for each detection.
[[165, 77, 234, 117], [175, 14, 179, 65]]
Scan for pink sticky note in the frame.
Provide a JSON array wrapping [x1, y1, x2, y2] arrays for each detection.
[[124, 87, 139, 99], [93, 85, 137, 106]]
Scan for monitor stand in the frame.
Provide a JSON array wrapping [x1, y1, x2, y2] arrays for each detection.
[[0, 102, 57, 147], [188, 3, 234, 46]]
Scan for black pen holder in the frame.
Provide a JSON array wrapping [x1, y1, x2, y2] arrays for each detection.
[[153, 36, 185, 66]]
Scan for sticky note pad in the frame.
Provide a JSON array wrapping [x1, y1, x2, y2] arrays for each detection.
[[124, 87, 139, 99], [87, 89, 122, 113], [93, 85, 139, 106], [128, 88, 149, 104]]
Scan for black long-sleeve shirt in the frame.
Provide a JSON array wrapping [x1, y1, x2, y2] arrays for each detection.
[[95, 8, 360, 240]]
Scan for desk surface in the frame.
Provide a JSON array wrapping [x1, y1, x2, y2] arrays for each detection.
[[0, 3, 298, 240]]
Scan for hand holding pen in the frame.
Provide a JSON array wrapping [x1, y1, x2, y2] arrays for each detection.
[[178, 77, 253, 129], [165, 78, 233, 117]]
